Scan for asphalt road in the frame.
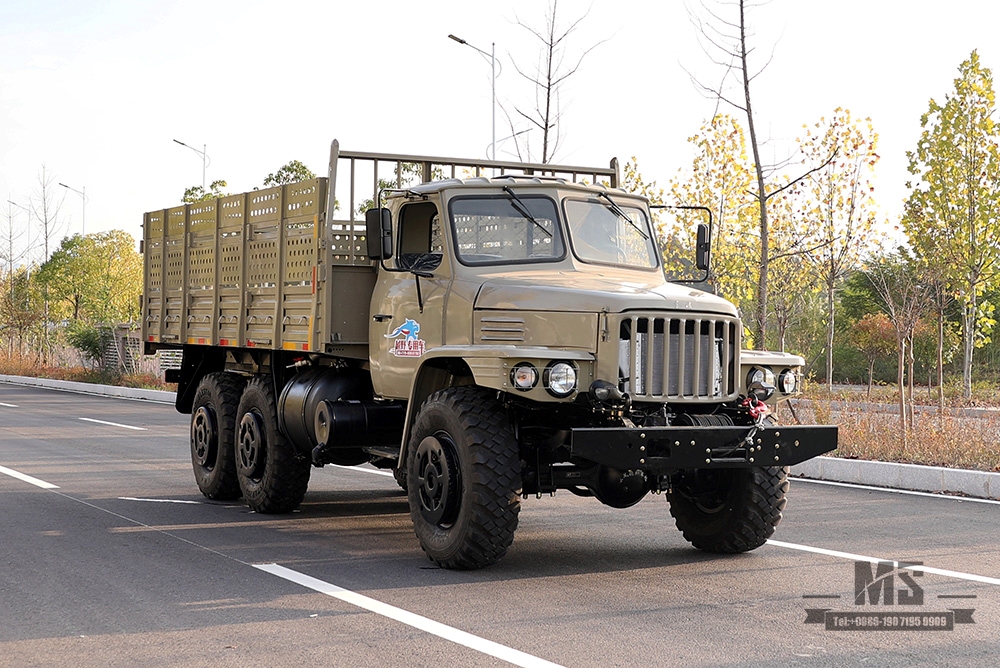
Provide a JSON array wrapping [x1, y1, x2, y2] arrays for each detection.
[[1, 382, 998, 668]]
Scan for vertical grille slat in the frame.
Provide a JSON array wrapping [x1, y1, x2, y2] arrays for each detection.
[[677, 319, 686, 397], [618, 312, 739, 403], [692, 319, 702, 396], [661, 319, 671, 397], [721, 321, 731, 395], [629, 316, 640, 396]]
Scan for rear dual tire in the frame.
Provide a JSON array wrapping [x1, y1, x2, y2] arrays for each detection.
[[190, 373, 246, 500], [235, 378, 311, 513]]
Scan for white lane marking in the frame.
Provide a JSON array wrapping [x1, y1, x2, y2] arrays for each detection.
[[795, 477, 1000, 506], [118, 497, 202, 504], [0, 402, 18, 407], [255, 563, 565, 668], [331, 464, 395, 478], [767, 539, 1000, 587], [0, 465, 59, 489], [78, 417, 147, 431]]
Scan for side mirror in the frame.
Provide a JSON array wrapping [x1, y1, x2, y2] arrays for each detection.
[[365, 208, 393, 260], [695, 223, 710, 271]]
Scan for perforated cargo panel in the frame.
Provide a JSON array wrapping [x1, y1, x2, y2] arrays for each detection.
[[142, 178, 345, 351]]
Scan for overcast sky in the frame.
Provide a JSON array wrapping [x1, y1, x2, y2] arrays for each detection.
[[1, 0, 997, 261]]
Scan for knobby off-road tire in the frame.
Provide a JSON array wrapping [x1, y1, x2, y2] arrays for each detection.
[[392, 466, 408, 492], [668, 466, 789, 553], [235, 378, 311, 513], [406, 387, 521, 570], [190, 372, 246, 500]]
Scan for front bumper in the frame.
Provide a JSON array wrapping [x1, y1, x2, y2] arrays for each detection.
[[570, 424, 837, 473]]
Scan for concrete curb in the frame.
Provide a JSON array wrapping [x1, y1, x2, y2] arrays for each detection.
[[791, 456, 1000, 500], [0, 374, 175, 404], [4, 374, 998, 500]]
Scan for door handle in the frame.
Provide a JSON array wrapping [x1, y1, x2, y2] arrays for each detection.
[[373, 314, 393, 323]]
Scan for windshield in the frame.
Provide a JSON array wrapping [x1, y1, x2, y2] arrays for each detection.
[[449, 195, 564, 265], [564, 198, 659, 269]]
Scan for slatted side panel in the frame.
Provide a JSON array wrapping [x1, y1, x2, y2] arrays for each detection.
[[185, 201, 217, 344], [141, 210, 164, 343], [217, 193, 246, 346], [244, 187, 282, 347], [280, 179, 325, 351], [144, 177, 332, 352], [162, 206, 187, 343]]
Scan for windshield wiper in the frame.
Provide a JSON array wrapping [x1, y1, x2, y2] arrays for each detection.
[[598, 192, 648, 240], [503, 186, 552, 238]]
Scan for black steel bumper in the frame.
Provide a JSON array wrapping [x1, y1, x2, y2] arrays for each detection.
[[570, 424, 837, 473]]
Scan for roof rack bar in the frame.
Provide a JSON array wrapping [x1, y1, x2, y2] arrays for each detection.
[[337, 148, 619, 187]]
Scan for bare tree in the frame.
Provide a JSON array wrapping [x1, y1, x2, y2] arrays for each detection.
[[686, 0, 834, 348], [507, 1, 606, 163], [866, 253, 934, 445], [1, 200, 33, 357], [28, 165, 65, 363], [30, 165, 65, 262], [1, 200, 30, 281]]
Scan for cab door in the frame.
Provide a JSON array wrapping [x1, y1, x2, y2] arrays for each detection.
[[369, 201, 450, 399]]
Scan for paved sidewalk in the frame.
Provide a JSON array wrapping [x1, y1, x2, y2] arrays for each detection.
[[3, 374, 997, 500], [791, 456, 1000, 500]]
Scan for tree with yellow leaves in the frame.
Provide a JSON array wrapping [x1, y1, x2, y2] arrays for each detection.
[[906, 51, 1000, 399], [667, 115, 758, 314], [797, 108, 881, 389]]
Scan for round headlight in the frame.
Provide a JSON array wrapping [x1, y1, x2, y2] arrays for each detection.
[[544, 362, 578, 397], [778, 369, 797, 394], [510, 363, 538, 391], [747, 366, 775, 388]]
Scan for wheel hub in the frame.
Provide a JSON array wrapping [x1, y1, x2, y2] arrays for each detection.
[[414, 435, 460, 526], [681, 469, 734, 515], [237, 410, 266, 480], [191, 406, 217, 467]]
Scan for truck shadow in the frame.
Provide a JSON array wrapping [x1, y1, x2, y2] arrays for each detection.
[[294, 487, 410, 518], [263, 488, 768, 584]]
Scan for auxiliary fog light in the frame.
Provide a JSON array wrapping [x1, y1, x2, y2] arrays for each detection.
[[510, 363, 538, 391], [778, 368, 797, 395], [544, 361, 578, 398], [747, 366, 775, 389]]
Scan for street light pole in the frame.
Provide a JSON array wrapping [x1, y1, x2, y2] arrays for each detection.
[[58, 183, 87, 235], [173, 139, 210, 190], [6, 199, 30, 221], [448, 34, 496, 161]]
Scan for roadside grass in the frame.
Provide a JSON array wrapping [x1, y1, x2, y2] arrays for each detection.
[[806, 380, 1000, 408], [789, 382, 1000, 473], [0, 354, 176, 392]]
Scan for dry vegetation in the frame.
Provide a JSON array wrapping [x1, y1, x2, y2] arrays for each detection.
[[0, 352, 175, 392], [783, 383, 1000, 472]]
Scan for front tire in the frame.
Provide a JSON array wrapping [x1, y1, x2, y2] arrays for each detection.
[[190, 372, 245, 500], [235, 378, 311, 513], [668, 466, 788, 553], [406, 387, 521, 570]]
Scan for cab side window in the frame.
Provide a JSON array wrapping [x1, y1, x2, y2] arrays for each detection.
[[397, 202, 443, 271]]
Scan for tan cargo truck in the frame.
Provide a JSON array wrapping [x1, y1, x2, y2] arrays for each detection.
[[142, 140, 836, 569]]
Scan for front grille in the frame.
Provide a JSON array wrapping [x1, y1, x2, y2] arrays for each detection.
[[618, 313, 739, 402]]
